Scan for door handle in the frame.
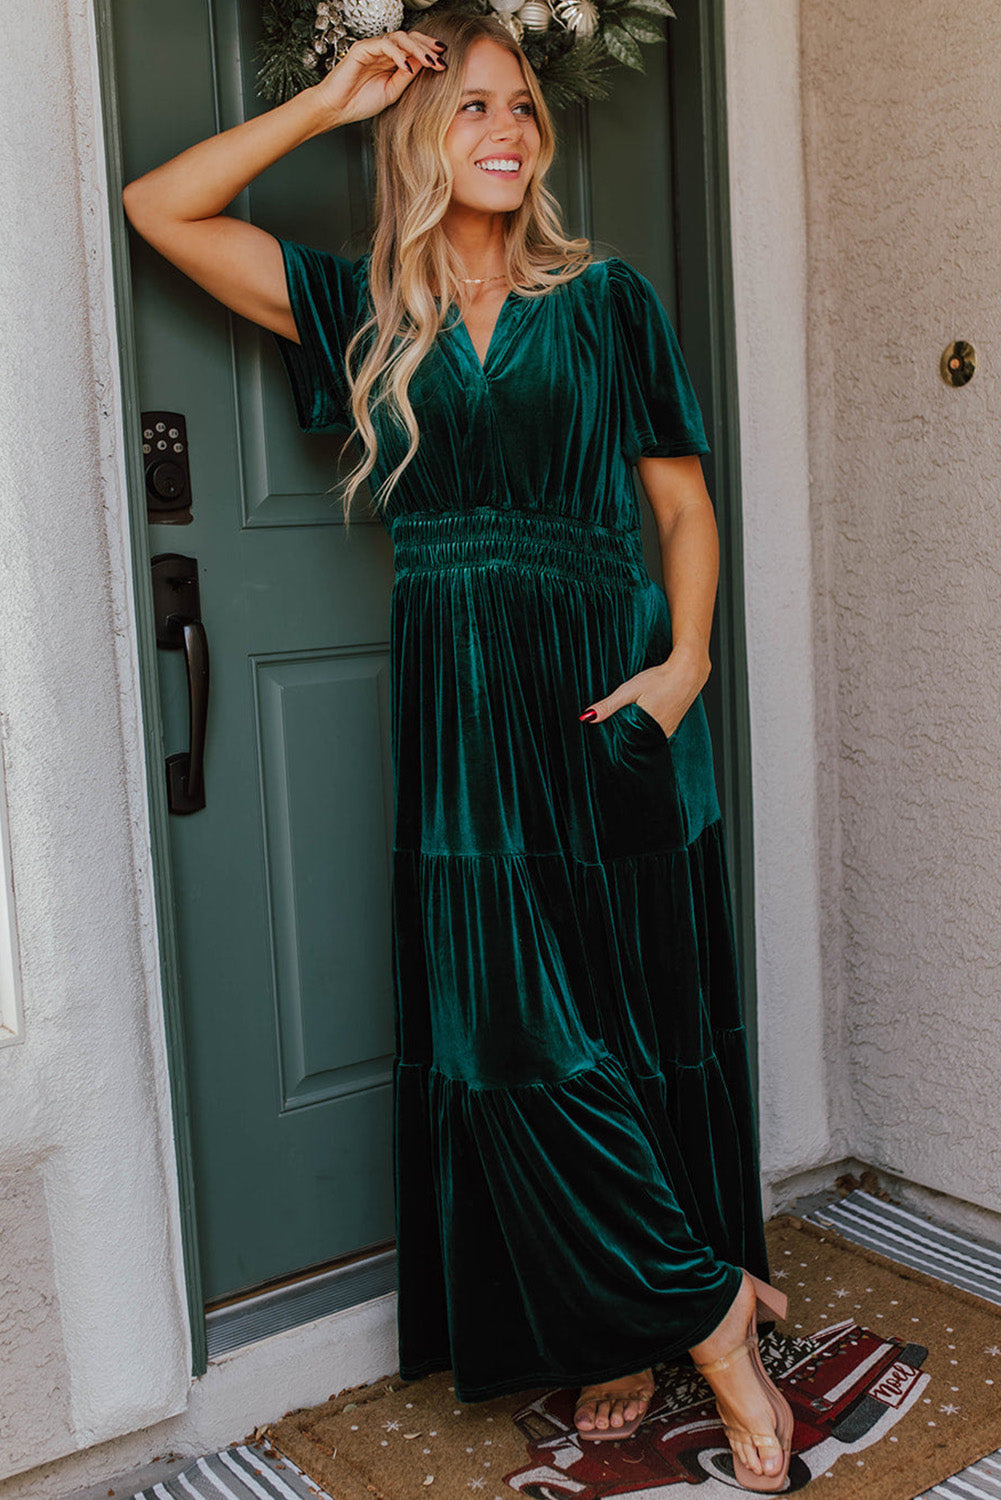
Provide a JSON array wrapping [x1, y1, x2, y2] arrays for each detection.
[[152, 553, 210, 814]]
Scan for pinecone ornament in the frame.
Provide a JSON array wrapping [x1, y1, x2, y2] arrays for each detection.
[[341, 0, 405, 37]]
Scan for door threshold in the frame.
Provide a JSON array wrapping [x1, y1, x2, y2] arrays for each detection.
[[205, 1245, 398, 1358]]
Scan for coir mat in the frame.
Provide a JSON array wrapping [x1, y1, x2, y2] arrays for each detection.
[[265, 1214, 1001, 1499]]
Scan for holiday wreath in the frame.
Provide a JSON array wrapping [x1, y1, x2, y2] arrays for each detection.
[[256, 0, 677, 113]]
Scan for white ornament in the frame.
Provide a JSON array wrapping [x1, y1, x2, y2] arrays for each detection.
[[516, 0, 552, 30], [341, 0, 405, 36], [551, 0, 598, 34], [489, 0, 523, 14]]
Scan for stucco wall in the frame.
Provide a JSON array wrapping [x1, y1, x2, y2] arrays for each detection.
[[0, 0, 192, 1475], [723, 0, 844, 1187], [801, 1, 1001, 1211]]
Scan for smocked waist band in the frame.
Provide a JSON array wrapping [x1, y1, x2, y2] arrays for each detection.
[[389, 509, 649, 587]]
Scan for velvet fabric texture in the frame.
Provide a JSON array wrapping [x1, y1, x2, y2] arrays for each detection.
[[273, 241, 771, 1402]]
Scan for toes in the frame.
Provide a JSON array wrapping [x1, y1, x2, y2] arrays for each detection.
[[741, 1441, 763, 1476], [574, 1400, 597, 1429], [576, 1377, 653, 1434], [622, 1391, 651, 1421]]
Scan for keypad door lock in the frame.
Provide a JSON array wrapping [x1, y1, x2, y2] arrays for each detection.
[[143, 411, 192, 523]]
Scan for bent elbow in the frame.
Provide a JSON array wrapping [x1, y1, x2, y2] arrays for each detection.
[[121, 178, 144, 226], [121, 178, 160, 236]]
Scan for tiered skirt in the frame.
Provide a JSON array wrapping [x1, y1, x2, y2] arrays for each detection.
[[387, 508, 769, 1401]]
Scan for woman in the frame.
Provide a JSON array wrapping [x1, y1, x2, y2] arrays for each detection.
[[123, 11, 793, 1489]]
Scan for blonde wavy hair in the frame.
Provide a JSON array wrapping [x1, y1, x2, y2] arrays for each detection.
[[335, 9, 594, 525]]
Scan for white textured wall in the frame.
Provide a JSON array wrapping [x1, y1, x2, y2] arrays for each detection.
[[801, 0, 1001, 1209], [0, 0, 192, 1475], [724, 0, 844, 1185]]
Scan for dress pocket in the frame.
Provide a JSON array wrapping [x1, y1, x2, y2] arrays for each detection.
[[622, 699, 679, 745], [588, 701, 688, 855]]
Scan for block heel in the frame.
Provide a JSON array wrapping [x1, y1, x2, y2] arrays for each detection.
[[748, 1271, 788, 1323]]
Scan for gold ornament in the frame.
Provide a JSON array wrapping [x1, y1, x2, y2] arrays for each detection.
[[496, 9, 524, 39], [492, 9, 525, 39]]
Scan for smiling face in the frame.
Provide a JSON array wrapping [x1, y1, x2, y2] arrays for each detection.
[[442, 36, 541, 216]]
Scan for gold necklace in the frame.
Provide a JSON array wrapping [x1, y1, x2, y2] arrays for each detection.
[[459, 273, 508, 283]]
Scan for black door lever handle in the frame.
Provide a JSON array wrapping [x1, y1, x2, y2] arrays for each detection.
[[165, 614, 209, 812], [152, 553, 210, 814]]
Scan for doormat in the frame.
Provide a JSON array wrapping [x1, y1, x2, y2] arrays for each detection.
[[265, 1215, 1001, 1499]]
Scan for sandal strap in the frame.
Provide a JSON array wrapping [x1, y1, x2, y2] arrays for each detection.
[[693, 1334, 755, 1377], [721, 1422, 784, 1451], [575, 1388, 654, 1410]]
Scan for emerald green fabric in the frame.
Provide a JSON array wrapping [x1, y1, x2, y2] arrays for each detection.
[[273, 240, 770, 1403]]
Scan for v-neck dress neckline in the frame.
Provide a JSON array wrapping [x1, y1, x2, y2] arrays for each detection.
[[449, 281, 543, 379], [357, 252, 552, 379], [453, 287, 518, 377]]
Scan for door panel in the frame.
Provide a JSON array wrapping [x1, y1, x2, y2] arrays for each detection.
[[255, 648, 393, 1111], [115, 0, 396, 1301]]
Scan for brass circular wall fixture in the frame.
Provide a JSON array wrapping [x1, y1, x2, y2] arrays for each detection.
[[941, 340, 976, 387]]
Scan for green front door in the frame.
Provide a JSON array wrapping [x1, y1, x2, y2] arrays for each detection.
[[108, 0, 750, 1320]]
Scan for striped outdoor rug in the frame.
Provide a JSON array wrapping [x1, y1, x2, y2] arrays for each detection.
[[806, 1189, 1001, 1308], [130, 1442, 327, 1500], [132, 1188, 1001, 1500]]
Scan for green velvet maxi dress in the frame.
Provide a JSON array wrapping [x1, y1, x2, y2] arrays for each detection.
[[273, 239, 771, 1404]]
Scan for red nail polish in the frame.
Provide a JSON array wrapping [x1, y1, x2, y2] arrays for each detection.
[[579, 709, 597, 722]]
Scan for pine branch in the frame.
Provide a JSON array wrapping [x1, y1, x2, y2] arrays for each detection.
[[256, 0, 320, 105], [536, 33, 616, 108]]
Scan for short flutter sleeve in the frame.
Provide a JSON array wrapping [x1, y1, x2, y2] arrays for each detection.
[[272, 238, 363, 433], [606, 256, 711, 462]]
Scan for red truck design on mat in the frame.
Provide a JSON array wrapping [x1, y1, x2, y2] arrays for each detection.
[[502, 1319, 929, 1495]]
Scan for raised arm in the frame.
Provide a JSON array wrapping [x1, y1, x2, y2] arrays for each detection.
[[121, 29, 448, 343]]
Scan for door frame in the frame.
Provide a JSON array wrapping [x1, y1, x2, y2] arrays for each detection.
[[92, 0, 755, 1380], [666, 3, 760, 1094], [93, 0, 209, 1376]]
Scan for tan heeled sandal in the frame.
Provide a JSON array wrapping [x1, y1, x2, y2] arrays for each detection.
[[693, 1273, 794, 1493]]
